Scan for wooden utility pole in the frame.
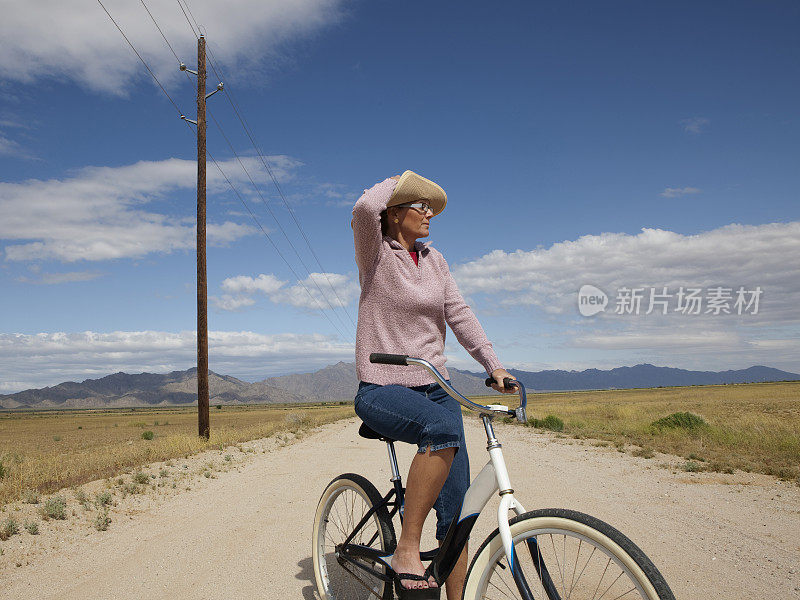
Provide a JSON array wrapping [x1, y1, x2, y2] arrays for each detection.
[[196, 35, 209, 439], [180, 36, 222, 439]]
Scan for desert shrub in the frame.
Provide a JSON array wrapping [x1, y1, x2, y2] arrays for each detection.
[[682, 461, 703, 473], [764, 465, 798, 480], [74, 488, 89, 504], [632, 447, 655, 459], [21, 488, 40, 504], [40, 495, 67, 520], [528, 415, 565, 432], [284, 412, 308, 427], [141, 431, 154, 440], [0, 517, 20, 540], [708, 461, 735, 474], [95, 491, 113, 507], [24, 520, 39, 535], [94, 507, 111, 531], [651, 412, 708, 431], [133, 472, 150, 485]]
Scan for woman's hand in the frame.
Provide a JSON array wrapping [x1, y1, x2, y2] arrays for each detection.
[[490, 368, 517, 394]]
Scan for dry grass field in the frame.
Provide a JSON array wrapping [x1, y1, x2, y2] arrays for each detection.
[[2, 380, 798, 509], [0, 403, 353, 506], [474, 380, 800, 481]]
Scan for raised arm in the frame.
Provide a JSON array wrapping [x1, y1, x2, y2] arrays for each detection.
[[351, 177, 397, 274]]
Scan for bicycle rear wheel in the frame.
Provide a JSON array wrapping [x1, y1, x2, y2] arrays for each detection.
[[312, 473, 396, 600], [464, 508, 675, 600]]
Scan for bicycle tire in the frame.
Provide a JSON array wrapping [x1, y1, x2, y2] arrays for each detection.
[[313, 473, 397, 600], [463, 508, 675, 600]]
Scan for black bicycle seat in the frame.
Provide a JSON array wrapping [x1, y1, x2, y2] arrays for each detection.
[[358, 422, 397, 442]]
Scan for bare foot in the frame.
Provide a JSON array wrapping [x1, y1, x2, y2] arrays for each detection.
[[391, 547, 437, 590]]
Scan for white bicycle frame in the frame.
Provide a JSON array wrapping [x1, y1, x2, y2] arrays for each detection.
[[403, 357, 528, 573]]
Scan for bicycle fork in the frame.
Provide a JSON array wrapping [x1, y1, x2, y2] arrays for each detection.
[[476, 416, 561, 600]]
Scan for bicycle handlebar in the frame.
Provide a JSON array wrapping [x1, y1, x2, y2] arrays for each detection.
[[368, 353, 528, 424]]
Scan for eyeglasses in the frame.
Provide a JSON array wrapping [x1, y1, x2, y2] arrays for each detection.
[[396, 202, 433, 215]]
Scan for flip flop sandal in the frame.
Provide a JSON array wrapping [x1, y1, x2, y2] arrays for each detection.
[[392, 572, 441, 599]]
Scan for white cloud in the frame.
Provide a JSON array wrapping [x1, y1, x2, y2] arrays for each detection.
[[0, 156, 304, 262], [221, 273, 285, 295], [212, 295, 257, 311], [16, 271, 104, 285], [273, 272, 359, 310], [450, 221, 800, 373], [680, 117, 709, 134], [451, 221, 800, 324], [660, 187, 701, 198], [0, 133, 22, 157], [213, 271, 359, 312], [0, 329, 354, 392], [0, 0, 345, 95]]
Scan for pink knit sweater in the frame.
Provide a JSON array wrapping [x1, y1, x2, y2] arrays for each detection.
[[352, 177, 504, 386]]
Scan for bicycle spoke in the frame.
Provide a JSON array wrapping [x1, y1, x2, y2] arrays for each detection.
[[549, 533, 567, 598], [595, 570, 625, 600], [590, 558, 612, 600], [562, 534, 567, 599], [487, 575, 519, 599], [570, 544, 596, 597], [609, 587, 639, 600], [568, 539, 582, 598]]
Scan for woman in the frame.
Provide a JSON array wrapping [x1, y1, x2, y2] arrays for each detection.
[[351, 170, 515, 599]]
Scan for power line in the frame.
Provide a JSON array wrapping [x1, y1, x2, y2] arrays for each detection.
[[98, 0, 353, 342], [140, 0, 181, 66], [169, 0, 355, 335], [201, 39, 359, 331], [206, 149, 352, 341], [173, 0, 357, 332], [96, 0, 183, 117], [206, 108, 355, 335], [175, 0, 199, 38]]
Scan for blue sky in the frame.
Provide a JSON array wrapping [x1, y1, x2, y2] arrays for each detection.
[[1, 1, 798, 392]]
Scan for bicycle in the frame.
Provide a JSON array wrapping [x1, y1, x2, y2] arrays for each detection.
[[312, 353, 676, 600]]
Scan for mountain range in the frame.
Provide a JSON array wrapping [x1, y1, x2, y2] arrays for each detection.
[[1, 363, 797, 410]]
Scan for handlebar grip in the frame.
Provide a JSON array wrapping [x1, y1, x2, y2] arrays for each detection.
[[485, 376, 518, 390], [369, 353, 409, 366]]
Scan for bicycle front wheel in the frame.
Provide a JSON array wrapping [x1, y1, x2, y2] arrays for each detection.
[[464, 508, 675, 600], [312, 473, 396, 600]]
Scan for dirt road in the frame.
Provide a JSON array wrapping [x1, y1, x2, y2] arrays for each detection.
[[2, 418, 799, 599]]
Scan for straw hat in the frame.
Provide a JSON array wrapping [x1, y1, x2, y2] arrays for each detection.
[[387, 170, 447, 216]]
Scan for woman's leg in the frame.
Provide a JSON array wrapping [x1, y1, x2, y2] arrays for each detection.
[[394, 445, 455, 589], [439, 540, 468, 600], [354, 382, 463, 590], [427, 382, 470, 597]]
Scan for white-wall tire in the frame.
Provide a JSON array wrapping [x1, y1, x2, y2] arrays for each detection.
[[463, 508, 674, 600], [312, 474, 396, 600]]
